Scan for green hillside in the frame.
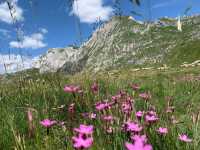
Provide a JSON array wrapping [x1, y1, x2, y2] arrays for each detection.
[[165, 40, 200, 65]]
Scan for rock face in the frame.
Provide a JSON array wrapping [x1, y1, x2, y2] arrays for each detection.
[[38, 47, 81, 73], [37, 15, 200, 73]]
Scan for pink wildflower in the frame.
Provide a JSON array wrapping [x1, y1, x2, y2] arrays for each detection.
[[147, 110, 157, 116], [95, 101, 111, 111], [82, 113, 96, 119], [157, 127, 168, 135], [145, 114, 159, 123], [112, 94, 121, 102], [91, 82, 98, 94], [139, 92, 151, 100], [136, 111, 144, 120], [145, 111, 159, 124], [131, 83, 140, 91], [125, 142, 152, 150], [122, 102, 132, 114], [102, 115, 114, 122], [131, 135, 147, 143], [106, 127, 113, 134], [74, 124, 94, 135], [124, 121, 143, 133], [95, 103, 107, 111], [179, 134, 192, 142], [72, 135, 93, 149], [40, 119, 56, 128], [125, 135, 152, 150], [64, 85, 80, 93]]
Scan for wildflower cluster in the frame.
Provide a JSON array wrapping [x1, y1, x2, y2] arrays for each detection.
[[36, 82, 193, 149]]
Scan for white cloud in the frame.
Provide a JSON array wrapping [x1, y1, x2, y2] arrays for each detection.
[[71, 0, 113, 23], [9, 30, 48, 49], [0, 54, 39, 74], [0, 0, 24, 24], [40, 28, 48, 34]]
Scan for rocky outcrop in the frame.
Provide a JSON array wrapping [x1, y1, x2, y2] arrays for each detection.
[[38, 47, 82, 73]]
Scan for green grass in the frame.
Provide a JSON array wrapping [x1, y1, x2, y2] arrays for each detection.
[[165, 40, 200, 66], [1, 66, 200, 149]]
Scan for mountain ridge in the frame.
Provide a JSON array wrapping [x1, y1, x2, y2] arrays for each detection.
[[36, 15, 200, 74]]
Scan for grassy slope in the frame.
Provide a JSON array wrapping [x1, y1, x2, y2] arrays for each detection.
[[164, 40, 200, 65], [112, 16, 200, 68], [1, 66, 200, 149]]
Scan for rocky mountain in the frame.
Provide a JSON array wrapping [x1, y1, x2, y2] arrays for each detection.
[[37, 15, 200, 74]]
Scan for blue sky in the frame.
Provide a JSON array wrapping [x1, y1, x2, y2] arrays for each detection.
[[0, 0, 200, 73]]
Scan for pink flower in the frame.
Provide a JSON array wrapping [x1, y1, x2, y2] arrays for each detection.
[[131, 83, 140, 91], [147, 110, 157, 116], [122, 101, 132, 114], [102, 115, 114, 122], [125, 142, 152, 150], [74, 124, 94, 135], [131, 135, 147, 143], [125, 142, 135, 150], [125, 135, 152, 150], [106, 126, 113, 134], [40, 119, 56, 128], [145, 115, 159, 123], [136, 111, 144, 120], [112, 94, 121, 102], [95, 100, 112, 111], [139, 92, 151, 100], [145, 111, 159, 124], [157, 127, 168, 135], [91, 82, 98, 94], [82, 113, 97, 119], [179, 134, 192, 142], [64, 85, 80, 93], [72, 135, 93, 149], [95, 103, 107, 111], [124, 121, 143, 133]]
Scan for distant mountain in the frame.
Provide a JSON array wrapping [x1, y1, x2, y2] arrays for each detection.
[[36, 15, 200, 74]]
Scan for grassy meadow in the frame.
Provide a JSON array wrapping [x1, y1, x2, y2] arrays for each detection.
[[1, 66, 200, 150]]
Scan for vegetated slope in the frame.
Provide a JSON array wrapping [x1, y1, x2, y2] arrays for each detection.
[[37, 15, 200, 73], [164, 40, 200, 66]]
